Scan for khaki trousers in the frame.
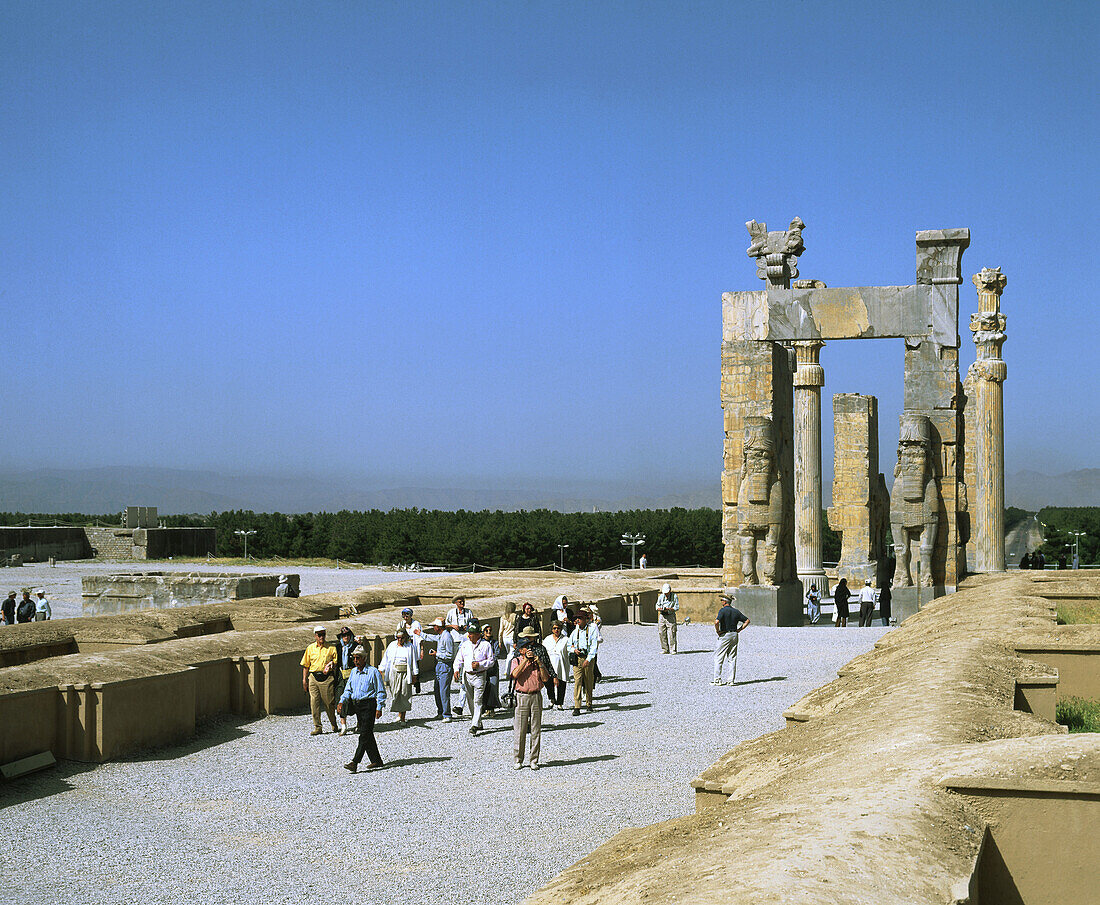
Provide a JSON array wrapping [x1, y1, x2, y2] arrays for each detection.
[[573, 660, 595, 709], [308, 674, 338, 731], [513, 691, 543, 765], [658, 614, 677, 653]]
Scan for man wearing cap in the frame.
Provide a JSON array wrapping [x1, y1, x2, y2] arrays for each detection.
[[338, 646, 386, 773], [301, 626, 339, 735], [656, 583, 679, 654], [858, 579, 877, 627], [33, 589, 51, 621], [567, 609, 600, 715], [713, 592, 750, 686], [2, 591, 15, 626], [510, 626, 553, 770], [428, 618, 455, 722], [453, 620, 493, 735]]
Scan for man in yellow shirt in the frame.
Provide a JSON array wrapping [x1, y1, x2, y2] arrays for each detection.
[[301, 625, 339, 735]]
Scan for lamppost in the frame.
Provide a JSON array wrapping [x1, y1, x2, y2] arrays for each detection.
[[620, 533, 645, 569], [1072, 531, 1086, 569], [558, 544, 569, 570], [234, 529, 257, 561]]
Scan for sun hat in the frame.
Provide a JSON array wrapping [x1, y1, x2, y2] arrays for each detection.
[[313, 625, 326, 634], [518, 626, 539, 638]]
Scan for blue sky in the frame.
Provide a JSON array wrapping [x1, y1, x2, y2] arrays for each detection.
[[1, 1, 1096, 497]]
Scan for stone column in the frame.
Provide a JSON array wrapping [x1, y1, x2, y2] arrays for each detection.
[[793, 339, 827, 591], [968, 267, 1008, 572]]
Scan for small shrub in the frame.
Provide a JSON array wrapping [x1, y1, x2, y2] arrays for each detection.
[[1056, 602, 1100, 624], [1056, 697, 1100, 733]]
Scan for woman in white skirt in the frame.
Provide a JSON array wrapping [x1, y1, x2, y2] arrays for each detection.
[[542, 620, 570, 710], [380, 628, 418, 724]]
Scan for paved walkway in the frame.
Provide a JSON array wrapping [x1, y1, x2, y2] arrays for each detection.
[[0, 622, 887, 905]]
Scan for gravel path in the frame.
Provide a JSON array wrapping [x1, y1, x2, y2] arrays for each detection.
[[0, 622, 886, 905], [1, 563, 447, 620]]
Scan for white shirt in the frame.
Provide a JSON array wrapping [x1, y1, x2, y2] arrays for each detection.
[[858, 586, 876, 604], [453, 638, 494, 677]]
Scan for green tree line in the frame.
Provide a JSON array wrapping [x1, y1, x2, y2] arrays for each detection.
[[1036, 507, 1100, 565], [2, 508, 724, 570]]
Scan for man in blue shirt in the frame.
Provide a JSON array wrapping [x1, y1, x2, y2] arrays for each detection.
[[713, 591, 750, 685], [567, 609, 600, 715], [337, 647, 386, 773]]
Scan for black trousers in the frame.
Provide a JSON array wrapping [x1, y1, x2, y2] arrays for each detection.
[[548, 677, 567, 707], [350, 698, 382, 766]]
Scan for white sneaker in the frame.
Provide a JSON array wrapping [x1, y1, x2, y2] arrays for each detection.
[[514, 763, 524, 770], [711, 679, 722, 685], [529, 763, 539, 771]]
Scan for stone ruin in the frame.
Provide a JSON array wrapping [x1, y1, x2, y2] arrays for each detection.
[[82, 572, 300, 615], [722, 218, 1008, 623]]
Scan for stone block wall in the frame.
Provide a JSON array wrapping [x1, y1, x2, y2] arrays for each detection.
[[0, 527, 92, 563], [82, 572, 300, 615]]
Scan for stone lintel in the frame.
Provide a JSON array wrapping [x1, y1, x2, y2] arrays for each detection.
[[723, 285, 957, 345]]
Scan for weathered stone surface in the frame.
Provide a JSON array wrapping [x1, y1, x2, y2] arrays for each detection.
[[828, 394, 889, 585], [793, 339, 827, 590], [890, 414, 940, 587], [745, 217, 805, 288], [720, 341, 796, 590], [968, 267, 1008, 573], [82, 572, 300, 615]]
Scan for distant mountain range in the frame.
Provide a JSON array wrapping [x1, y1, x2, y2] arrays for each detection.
[[0, 466, 720, 515], [0, 465, 1093, 515], [1006, 469, 1100, 511]]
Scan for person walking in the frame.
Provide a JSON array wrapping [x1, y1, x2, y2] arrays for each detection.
[[2, 591, 16, 626], [445, 595, 474, 717], [878, 579, 892, 627], [656, 583, 679, 654], [543, 621, 570, 710], [427, 618, 455, 722], [338, 646, 386, 773], [713, 591, 750, 685], [857, 580, 876, 627], [805, 583, 821, 624], [334, 627, 358, 735], [380, 628, 418, 724], [301, 626, 339, 735], [833, 578, 851, 628], [397, 607, 425, 693], [481, 623, 501, 715], [567, 609, 599, 715], [453, 621, 493, 735], [510, 629, 552, 770]]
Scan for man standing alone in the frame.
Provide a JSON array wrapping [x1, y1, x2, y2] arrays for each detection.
[[713, 592, 750, 686], [656, 583, 679, 654], [301, 626, 339, 735], [510, 627, 552, 770]]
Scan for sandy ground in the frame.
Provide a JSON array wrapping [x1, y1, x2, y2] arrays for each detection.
[[0, 622, 886, 905], [0, 562, 450, 620]]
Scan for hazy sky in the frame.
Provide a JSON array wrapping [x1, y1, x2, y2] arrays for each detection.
[[2, 1, 1096, 494]]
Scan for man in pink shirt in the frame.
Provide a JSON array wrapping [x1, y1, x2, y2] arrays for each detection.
[[510, 626, 553, 770]]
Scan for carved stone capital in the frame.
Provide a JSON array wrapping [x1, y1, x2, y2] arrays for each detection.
[[792, 339, 825, 388], [916, 228, 970, 285], [967, 358, 1007, 383], [746, 217, 805, 288], [972, 267, 1007, 296]]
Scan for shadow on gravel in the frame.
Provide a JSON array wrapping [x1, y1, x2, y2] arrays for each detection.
[[592, 675, 644, 684], [542, 721, 603, 732], [0, 763, 81, 808], [668, 649, 712, 655], [599, 701, 651, 712], [376, 756, 452, 769], [540, 754, 619, 768], [135, 716, 257, 761], [597, 689, 649, 700], [728, 676, 787, 687]]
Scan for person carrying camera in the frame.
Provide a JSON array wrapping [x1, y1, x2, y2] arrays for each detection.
[[567, 609, 600, 715], [510, 626, 552, 770]]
